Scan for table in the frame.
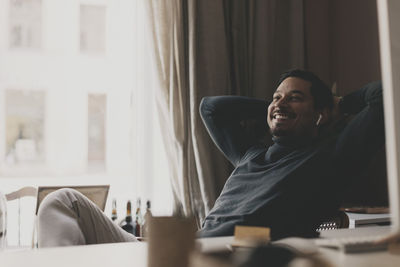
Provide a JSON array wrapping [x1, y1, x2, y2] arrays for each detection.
[[0, 242, 147, 267], [1, 227, 400, 267]]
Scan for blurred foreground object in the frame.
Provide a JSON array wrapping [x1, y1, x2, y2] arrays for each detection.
[[147, 216, 196, 267]]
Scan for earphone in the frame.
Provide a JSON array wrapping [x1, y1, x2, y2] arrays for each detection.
[[316, 114, 323, 126]]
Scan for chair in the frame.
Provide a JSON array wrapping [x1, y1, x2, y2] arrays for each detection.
[[0, 191, 6, 249], [4, 186, 38, 248]]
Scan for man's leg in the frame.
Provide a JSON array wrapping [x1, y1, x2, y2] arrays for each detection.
[[37, 188, 137, 248]]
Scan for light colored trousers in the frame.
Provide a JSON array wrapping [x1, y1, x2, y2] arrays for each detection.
[[37, 188, 137, 248]]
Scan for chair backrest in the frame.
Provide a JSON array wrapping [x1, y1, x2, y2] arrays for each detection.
[[0, 192, 7, 249], [4, 186, 38, 248], [6, 187, 38, 201], [341, 145, 388, 208]]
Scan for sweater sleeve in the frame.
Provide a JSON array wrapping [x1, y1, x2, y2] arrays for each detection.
[[334, 81, 385, 173], [199, 96, 268, 166]]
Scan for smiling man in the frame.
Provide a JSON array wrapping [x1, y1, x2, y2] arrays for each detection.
[[198, 69, 384, 239], [36, 70, 384, 247]]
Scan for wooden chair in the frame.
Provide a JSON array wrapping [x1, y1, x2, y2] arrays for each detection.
[[5, 186, 38, 248]]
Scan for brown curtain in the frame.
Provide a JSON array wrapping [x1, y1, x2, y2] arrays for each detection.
[[145, 0, 306, 226]]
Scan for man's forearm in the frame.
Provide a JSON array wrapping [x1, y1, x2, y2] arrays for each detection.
[[339, 81, 383, 115], [200, 96, 267, 120], [199, 96, 268, 165]]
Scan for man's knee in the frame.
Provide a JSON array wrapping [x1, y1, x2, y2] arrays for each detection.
[[38, 188, 83, 220], [37, 188, 87, 247]]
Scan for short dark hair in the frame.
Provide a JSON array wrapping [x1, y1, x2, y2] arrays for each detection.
[[278, 69, 333, 110]]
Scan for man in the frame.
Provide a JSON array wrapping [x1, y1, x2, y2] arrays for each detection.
[[197, 69, 384, 239], [37, 70, 384, 246]]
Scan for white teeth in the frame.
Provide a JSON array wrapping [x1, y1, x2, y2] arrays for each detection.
[[274, 114, 288, 119]]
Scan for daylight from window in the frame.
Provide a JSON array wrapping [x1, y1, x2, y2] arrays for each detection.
[[0, 0, 172, 247]]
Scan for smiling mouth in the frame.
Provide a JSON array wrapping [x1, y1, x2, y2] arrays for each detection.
[[272, 112, 295, 120]]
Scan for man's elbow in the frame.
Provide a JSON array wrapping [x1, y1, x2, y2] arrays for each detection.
[[199, 96, 216, 118]]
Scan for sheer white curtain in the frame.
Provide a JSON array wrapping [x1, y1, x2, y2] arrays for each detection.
[[144, 0, 195, 218]]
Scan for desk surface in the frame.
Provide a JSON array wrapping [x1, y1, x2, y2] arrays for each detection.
[[1, 227, 400, 267]]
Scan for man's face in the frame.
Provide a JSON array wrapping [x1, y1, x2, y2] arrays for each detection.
[[267, 77, 320, 138]]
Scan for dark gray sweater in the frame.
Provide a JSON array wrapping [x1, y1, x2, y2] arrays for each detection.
[[198, 81, 384, 240]]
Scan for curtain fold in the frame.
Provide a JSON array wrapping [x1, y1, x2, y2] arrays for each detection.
[[145, 0, 306, 226]]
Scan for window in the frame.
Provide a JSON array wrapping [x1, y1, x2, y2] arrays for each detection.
[[80, 5, 106, 53], [5, 90, 45, 166], [0, 0, 172, 247], [9, 0, 42, 49]]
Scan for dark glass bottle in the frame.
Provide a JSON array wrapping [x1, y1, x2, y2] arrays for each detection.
[[121, 200, 134, 234], [134, 198, 143, 237], [111, 199, 117, 221]]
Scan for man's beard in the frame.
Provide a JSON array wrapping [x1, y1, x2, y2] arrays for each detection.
[[269, 125, 290, 137]]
